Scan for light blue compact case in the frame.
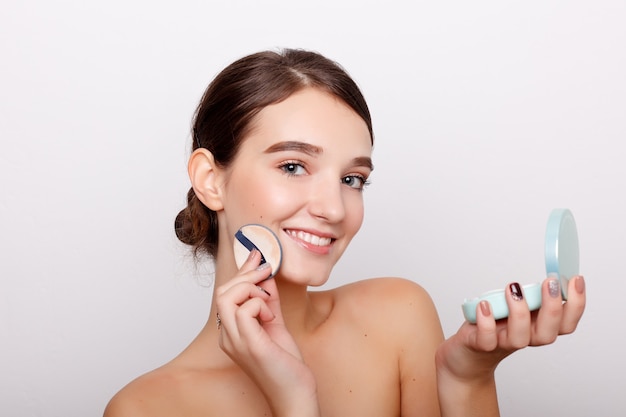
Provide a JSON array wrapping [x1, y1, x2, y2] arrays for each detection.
[[462, 208, 580, 323]]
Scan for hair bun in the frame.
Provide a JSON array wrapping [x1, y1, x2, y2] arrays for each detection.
[[174, 207, 194, 246], [174, 188, 218, 258]]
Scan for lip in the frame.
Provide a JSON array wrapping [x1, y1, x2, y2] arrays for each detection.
[[283, 228, 336, 255]]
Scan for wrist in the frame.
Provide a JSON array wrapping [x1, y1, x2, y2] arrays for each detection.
[[436, 365, 499, 417], [435, 341, 501, 383], [436, 354, 497, 384]]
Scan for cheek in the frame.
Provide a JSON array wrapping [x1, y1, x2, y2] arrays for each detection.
[[223, 173, 269, 220], [261, 183, 307, 212], [345, 194, 365, 234], [236, 178, 304, 220]]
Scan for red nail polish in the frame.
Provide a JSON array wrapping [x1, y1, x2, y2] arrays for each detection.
[[510, 282, 524, 301]]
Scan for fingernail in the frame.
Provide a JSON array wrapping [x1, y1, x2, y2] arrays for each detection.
[[575, 275, 585, 294], [480, 300, 491, 317], [510, 282, 524, 301], [247, 249, 258, 260], [257, 285, 271, 296], [256, 262, 271, 271], [548, 279, 561, 298]]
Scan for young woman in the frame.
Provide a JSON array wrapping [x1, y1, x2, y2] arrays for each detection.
[[104, 48, 586, 416]]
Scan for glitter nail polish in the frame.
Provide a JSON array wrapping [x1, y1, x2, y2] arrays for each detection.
[[548, 279, 561, 298], [510, 282, 524, 301]]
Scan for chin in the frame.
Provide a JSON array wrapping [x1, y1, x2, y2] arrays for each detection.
[[277, 263, 333, 287]]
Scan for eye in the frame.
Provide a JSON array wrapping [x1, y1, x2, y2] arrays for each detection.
[[342, 175, 370, 191], [279, 161, 307, 176]]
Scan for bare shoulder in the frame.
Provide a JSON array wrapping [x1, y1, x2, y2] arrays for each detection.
[[332, 277, 438, 316], [103, 366, 186, 417], [328, 278, 444, 414], [103, 355, 264, 417], [326, 277, 443, 338]]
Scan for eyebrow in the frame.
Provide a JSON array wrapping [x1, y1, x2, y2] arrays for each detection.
[[264, 140, 374, 171], [353, 156, 374, 171], [264, 140, 322, 156]]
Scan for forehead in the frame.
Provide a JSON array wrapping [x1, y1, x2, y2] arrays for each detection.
[[243, 88, 372, 154]]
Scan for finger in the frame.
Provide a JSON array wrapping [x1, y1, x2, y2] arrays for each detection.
[[560, 275, 586, 334], [242, 277, 304, 361], [500, 282, 531, 349], [216, 279, 272, 338], [216, 259, 273, 297], [531, 277, 564, 345], [218, 278, 273, 308], [473, 301, 498, 351], [239, 249, 264, 273], [256, 277, 285, 322], [235, 297, 276, 339]]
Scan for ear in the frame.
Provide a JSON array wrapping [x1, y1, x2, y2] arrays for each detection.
[[188, 148, 225, 211]]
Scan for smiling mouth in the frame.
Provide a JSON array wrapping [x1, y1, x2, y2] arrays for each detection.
[[285, 229, 334, 247]]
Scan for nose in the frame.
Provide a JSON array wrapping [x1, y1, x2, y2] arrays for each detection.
[[308, 177, 346, 223]]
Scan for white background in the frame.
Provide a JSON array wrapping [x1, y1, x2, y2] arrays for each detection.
[[1, 1, 624, 416]]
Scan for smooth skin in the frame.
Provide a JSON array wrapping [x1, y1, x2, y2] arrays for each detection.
[[104, 88, 586, 417]]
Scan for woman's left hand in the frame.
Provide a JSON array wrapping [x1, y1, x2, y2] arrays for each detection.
[[436, 275, 586, 381]]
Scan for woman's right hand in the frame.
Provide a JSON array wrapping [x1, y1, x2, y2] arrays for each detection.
[[215, 249, 320, 417]]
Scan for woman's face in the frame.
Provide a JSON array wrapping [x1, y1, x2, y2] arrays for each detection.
[[218, 87, 373, 286]]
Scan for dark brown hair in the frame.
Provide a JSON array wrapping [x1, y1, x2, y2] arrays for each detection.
[[174, 48, 373, 258]]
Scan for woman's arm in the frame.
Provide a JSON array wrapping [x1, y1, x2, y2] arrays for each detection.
[[435, 275, 586, 416], [436, 369, 499, 417]]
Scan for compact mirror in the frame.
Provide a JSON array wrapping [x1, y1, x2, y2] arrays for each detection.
[[462, 208, 580, 323], [233, 224, 283, 277], [545, 208, 579, 301]]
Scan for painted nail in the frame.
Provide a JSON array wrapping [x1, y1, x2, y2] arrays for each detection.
[[257, 285, 271, 296], [510, 282, 524, 301], [256, 262, 271, 271], [548, 279, 561, 298], [575, 275, 585, 294], [480, 300, 491, 317]]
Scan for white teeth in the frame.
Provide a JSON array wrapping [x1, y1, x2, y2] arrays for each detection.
[[287, 230, 332, 246]]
